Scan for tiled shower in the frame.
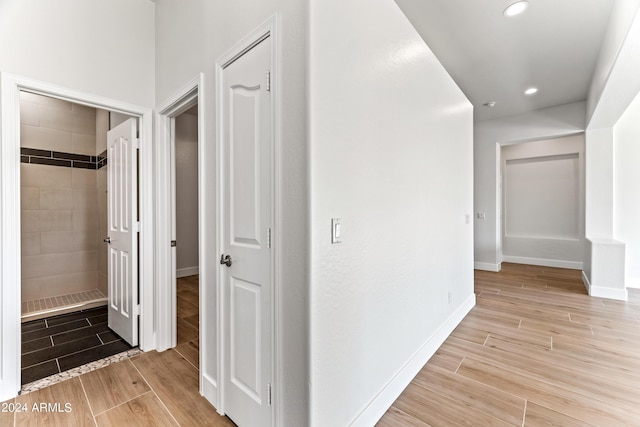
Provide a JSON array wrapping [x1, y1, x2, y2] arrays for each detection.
[[20, 92, 109, 321]]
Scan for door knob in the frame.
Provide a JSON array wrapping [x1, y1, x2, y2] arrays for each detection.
[[220, 254, 232, 267], [103, 237, 111, 244]]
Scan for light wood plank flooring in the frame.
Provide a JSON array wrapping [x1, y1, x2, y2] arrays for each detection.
[[2, 275, 235, 426], [378, 263, 640, 426], [4, 266, 639, 425]]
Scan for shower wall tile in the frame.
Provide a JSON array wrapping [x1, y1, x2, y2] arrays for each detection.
[[21, 92, 72, 111], [21, 163, 71, 188], [39, 210, 73, 232], [72, 133, 97, 156], [40, 231, 97, 254], [72, 168, 97, 189], [40, 189, 73, 210], [73, 110, 97, 135], [72, 209, 98, 232], [96, 110, 109, 154], [22, 211, 40, 233], [71, 102, 95, 115], [22, 187, 40, 210], [22, 250, 98, 280], [22, 232, 41, 256], [22, 272, 98, 302], [20, 92, 101, 301], [19, 101, 40, 126], [21, 124, 72, 152], [39, 105, 76, 133], [72, 188, 98, 210], [98, 272, 108, 296]]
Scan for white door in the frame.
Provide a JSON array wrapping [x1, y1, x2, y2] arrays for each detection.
[[221, 36, 273, 426], [106, 118, 139, 347]]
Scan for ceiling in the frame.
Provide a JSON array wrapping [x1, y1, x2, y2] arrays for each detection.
[[394, 0, 616, 121]]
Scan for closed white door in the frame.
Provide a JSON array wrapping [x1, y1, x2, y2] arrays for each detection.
[[221, 36, 273, 426], [106, 118, 139, 347]]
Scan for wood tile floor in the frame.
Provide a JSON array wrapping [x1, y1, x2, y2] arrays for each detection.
[[378, 263, 640, 426], [2, 275, 236, 426], [6, 267, 640, 425]]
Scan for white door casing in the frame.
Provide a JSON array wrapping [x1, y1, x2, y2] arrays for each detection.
[[221, 36, 273, 426], [107, 118, 139, 347], [0, 74, 153, 402]]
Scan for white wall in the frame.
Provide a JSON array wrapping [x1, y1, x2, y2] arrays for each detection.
[[154, 0, 308, 423], [0, 0, 155, 107], [584, 0, 640, 298], [613, 91, 640, 288], [309, 0, 474, 424], [587, 0, 640, 126], [501, 135, 585, 269], [175, 112, 199, 276], [474, 102, 586, 270]]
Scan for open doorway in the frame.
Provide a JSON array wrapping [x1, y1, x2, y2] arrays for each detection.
[[19, 91, 139, 386], [173, 105, 200, 368]]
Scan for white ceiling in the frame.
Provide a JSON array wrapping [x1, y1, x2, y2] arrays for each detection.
[[394, 0, 616, 121]]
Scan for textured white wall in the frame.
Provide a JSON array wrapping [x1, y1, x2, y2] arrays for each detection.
[[154, 0, 308, 423], [175, 113, 199, 274], [309, 0, 474, 424], [0, 0, 155, 107], [501, 135, 585, 268], [587, 0, 640, 126], [613, 92, 640, 288], [474, 102, 586, 270]]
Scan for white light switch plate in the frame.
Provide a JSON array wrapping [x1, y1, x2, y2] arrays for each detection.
[[331, 218, 342, 244]]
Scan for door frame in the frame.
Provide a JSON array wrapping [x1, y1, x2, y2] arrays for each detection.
[[0, 72, 154, 401], [214, 15, 281, 424], [156, 74, 209, 396]]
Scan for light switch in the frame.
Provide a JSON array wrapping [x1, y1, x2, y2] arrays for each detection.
[[331, 218, 342, 244]]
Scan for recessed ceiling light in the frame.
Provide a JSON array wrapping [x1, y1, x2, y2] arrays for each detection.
[[503, 1, 529, 17], [483, 101, 497, 108], [524, 87, 538, 95]]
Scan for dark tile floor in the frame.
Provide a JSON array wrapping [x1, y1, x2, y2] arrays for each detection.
[[21, 306, 132, 385]]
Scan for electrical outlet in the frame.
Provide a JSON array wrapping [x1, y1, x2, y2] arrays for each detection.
[[448, 292, 452, 304]]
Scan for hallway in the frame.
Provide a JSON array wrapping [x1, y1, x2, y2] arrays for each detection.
[[378, 263, 640, 426]]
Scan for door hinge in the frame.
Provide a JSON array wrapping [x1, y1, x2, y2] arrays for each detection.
[[135, 304, 141, 316], [267, 228, 271, 249], [267, 383, 272, 406], [135, 138, 140, 149], [171, 240, 177, 247], [134, 221, 140, 232], [266, 70, 271, 92]]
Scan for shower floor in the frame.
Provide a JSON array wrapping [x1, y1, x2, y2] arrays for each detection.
[[21, 305, 133, 385], [21, 289, 107, 322]]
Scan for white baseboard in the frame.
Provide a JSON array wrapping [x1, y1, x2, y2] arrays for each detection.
[[202, 373, 218, 411], [581, 270, 591, 294], [502, 256, 582, 270], [588, 286, 628, 301], [349, 293, 476, 427], [177, 266, 199, 278], [474, 262, 501, 272], [583, 271, 628, 301]]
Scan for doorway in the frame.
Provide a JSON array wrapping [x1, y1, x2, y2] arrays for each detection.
[[173, 105, 200, 368], [0, 73, 154, 401], [18, 92, 140, 386]]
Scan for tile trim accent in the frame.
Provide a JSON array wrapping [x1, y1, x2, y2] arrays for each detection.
[[20, 147, 108, 170], [20, 348, 142, 394]]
